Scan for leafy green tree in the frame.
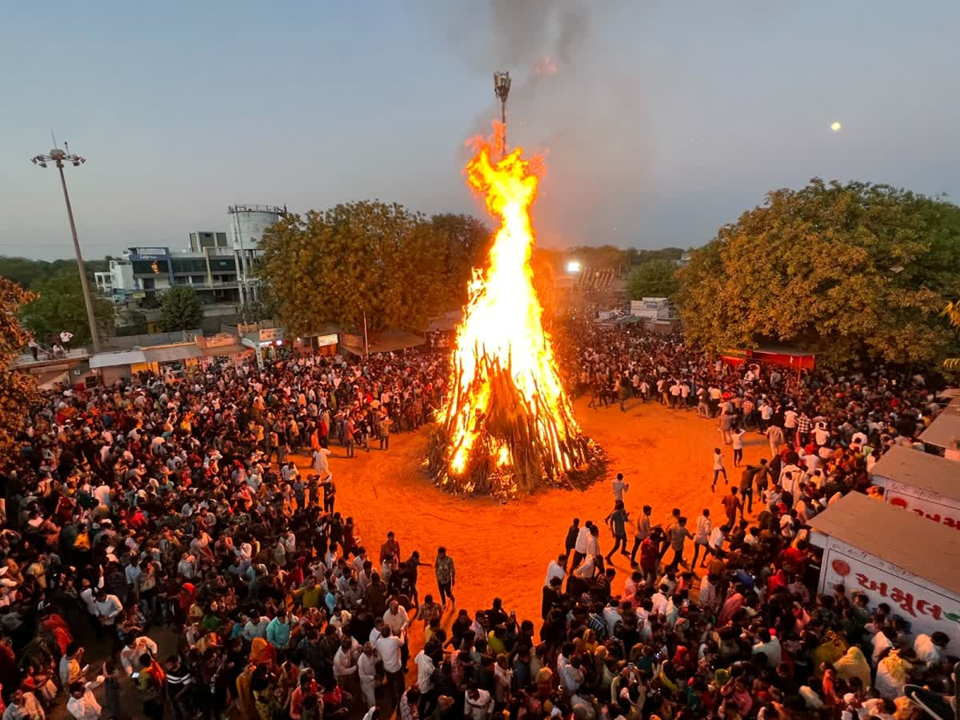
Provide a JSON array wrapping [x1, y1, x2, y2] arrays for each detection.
[[159, 286, 205, 331], [429, 213, 491, 306], [19, 267, 114, 346], [0, 278, 38, 461], [258, 201, 482, 335], [677, 179, 960, 366], [626, 259, 679, 300]]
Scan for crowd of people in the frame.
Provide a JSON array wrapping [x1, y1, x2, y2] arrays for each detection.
[[0, 324, 953, 720]]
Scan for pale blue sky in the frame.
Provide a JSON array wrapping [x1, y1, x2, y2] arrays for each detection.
[[1, 1, 958, 260]]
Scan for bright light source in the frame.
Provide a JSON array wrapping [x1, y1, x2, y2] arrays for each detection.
[[566, 260, 582, 274], [831, 121, 843, 133]]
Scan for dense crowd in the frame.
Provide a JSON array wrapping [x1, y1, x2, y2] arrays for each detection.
[[0, 326, 953, 720]]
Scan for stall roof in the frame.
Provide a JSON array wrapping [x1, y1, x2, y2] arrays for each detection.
[[201, 344, 248, 358], [142, 344, 203, 363], [89, 350, 148, 369], [808, 492, 960, 596], [342, 330, 425, 356], [870, 445, 960, 500], [919, 403, 960, 450]]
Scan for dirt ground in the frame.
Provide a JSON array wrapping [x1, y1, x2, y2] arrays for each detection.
[[293, 397, 771, 655]]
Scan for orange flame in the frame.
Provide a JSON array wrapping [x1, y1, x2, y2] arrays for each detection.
[[439, 122, 581, 484]]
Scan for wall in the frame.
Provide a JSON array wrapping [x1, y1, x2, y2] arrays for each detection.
[[817, 536, 960, 647]]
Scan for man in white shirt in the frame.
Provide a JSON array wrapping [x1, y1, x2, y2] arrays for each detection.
[[357, 643, 378, 708], [383, 600, 409, 636], [692, 509, 712, 568], [67, 678, 104, 720], [243, 615, 270, 641], [375, 627, 405, 706], [120, 635, 159, 676], [545, 553, 566, 587], [92, 590, 123, 626], [914, 631, 950, 665]]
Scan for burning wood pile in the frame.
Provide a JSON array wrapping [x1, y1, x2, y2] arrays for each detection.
[[427, 126, 602, 495]]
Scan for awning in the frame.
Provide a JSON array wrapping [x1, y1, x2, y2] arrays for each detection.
[[920, 403, 960, 451], [142, 345, 203, 364], [89, 350, 148, 369], [807, 492, 960, 596], [201, 344, 248, 358], [342, 330, 426, 356]]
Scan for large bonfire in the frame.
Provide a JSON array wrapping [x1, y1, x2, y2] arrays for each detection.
[[428, 126, 598, 495]]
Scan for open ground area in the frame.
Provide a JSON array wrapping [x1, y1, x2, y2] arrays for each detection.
[[294, 398, 768, 646]]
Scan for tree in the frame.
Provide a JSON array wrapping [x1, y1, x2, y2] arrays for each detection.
[[19, 267, 115, 347], [159, 286, 205, 331], [258, 201, 484, 335], [0, 278, 38, 461], [626, 259, 679, 300], [677, 179, 960, 366], [429, 213, 491, 306]]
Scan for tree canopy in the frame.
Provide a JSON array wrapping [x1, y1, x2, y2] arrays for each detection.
[[677, 179, 960, 365], [626, 259, 680, 300], [19, 266, 114, 347], [257, 202, 489, 335], [159, 286, 205, 331], [0, 278, 38, 461]]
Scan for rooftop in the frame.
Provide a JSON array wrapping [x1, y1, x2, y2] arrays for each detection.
[[808, 492, 960, 596]]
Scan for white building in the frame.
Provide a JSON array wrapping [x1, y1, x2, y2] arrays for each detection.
[[228, 204, 287, 304]]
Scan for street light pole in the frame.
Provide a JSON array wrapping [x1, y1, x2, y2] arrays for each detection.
[[31, 144, 102, 354]]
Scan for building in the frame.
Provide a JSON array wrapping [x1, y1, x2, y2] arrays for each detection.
[[228, 204, 287, 304], [95, 261, 135, 298], [121, 244, 242, 305]]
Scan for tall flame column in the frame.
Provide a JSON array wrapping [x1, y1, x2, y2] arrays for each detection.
[[429, 128, 591, 495]]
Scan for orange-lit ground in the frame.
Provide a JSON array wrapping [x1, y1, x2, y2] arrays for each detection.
[[292, 397, 770, 658]]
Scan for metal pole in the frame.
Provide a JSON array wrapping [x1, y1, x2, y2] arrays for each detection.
[[57, 162, 101, 353], [501, 100, 507, 158], [362, 311, 370, 357]]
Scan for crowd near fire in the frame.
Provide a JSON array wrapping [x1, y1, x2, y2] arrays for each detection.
[[4, 8, 960, 720]]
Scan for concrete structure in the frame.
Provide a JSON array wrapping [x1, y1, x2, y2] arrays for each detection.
[[869, 445, 960, 530], [96, 260, 135, 298], [228, 204, 286, 304], [920, 396, 960, 455], [808, 492, 960, 649], [630, 297, 672, 320], [119, 244, 242, 305], [188, 231, 229, 252]]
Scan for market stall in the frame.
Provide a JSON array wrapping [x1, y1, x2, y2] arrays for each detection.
[[869, 445, 960, 530], [808, 492, 960, 647]]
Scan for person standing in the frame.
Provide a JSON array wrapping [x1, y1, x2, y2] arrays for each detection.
[[604, 501, 629, 563], [629, 505, 652, 567], [344, 415, 356, 458], [722, 487, 743, 527], [711, 448, 727, 492], [691, 508, 712, 568], [731, 426, 745, 467], [611, 473, 629, 508], [434, 546, 456, 609], [766, 423, 785, 458], [665, 517, 693, 572], [564, 518, 580, 566]]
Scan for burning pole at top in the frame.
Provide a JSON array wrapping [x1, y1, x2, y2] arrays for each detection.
[[493, 71, 511, 157], [427, 73, 602, 497]]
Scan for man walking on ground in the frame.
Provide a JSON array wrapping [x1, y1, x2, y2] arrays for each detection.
[[604, 501, 629, 563], [691, 508, 712, 568], [611, 473, 629, 508], [665, 517, 693, 572], [434, 546, 456, 609], [711, 448, 727, 492], [722, 487, 743, 527]]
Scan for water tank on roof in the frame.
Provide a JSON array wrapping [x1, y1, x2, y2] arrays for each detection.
[[227, 204, 286, 250]]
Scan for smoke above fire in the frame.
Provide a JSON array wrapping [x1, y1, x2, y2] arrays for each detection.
[[442, 0, 651, 250]]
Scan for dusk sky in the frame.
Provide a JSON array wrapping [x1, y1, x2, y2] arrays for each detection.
[[2, 1, 958, 260]]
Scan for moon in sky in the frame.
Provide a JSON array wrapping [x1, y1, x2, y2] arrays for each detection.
[[831, 121, 843, 132]]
